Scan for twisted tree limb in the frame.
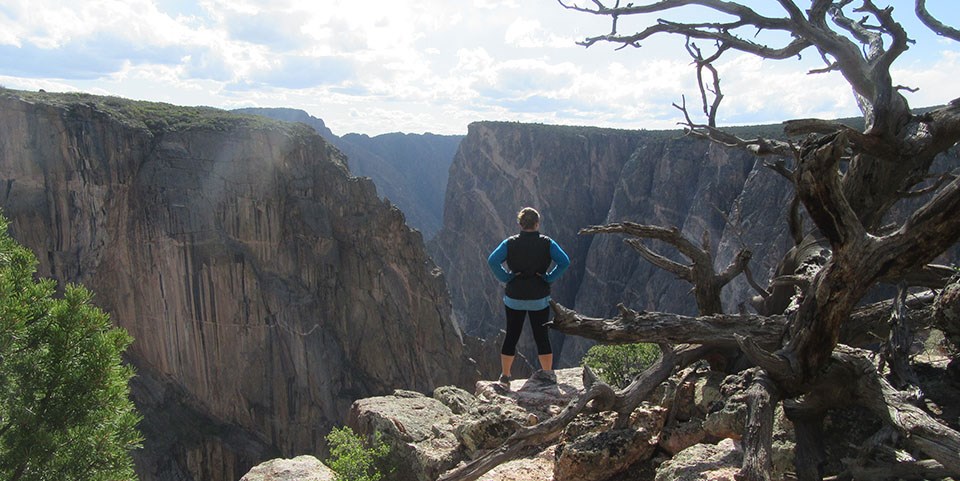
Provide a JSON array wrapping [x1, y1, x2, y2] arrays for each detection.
[[581, 222, 753, 315], [916, 0, 960, 41], [438, 343, 709, 481], [836, 346, 960, 476], [549, 300, 787, 349], [737, 368, 781, 481]]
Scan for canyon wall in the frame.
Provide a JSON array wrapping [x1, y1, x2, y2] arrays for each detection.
[[432, 120, 960, 370], [233, 107, 461, 239], [429, 121, 788, 368], [0, 90, 476, 481], [429, 122, 657, 370]]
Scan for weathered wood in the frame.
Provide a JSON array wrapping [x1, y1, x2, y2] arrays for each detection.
[[879, 285, 921, 394], [844, 458, 952, 480], [549, 300, 787, 349], [786, 407, 827, 481], [581, 222, 751, 316], [917, 0, 960, 40], [543, 4, 960, 480], [438, 344, 709, 481], [835, 346, 960, 477], [736, 369, 780, 481]]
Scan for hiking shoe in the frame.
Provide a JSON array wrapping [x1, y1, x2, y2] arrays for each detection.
[[498, 374, 512, 389], [531, 370, 557, 385]]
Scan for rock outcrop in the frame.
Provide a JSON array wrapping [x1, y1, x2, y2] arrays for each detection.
[[234, 107, 461, 239], [0, 89, 476, 481], [348, 368, 588, 481], [345, 366, 778, 481], [241, 456, 336, 481]]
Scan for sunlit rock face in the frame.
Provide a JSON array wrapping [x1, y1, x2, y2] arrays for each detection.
[[0, 90, 477, 481], [233, 107, 462, 240]]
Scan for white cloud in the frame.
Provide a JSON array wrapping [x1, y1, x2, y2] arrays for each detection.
[[1, 0, 958, 135], [473, 0, 520, 10], [893, 50, 960, 108], [505, 18, 572, 49]]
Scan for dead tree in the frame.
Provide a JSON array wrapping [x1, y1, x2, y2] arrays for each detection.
[[441, 2, 960, 481]]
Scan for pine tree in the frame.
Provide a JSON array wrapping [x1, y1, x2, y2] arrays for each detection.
[[0, 213, 142, 481]]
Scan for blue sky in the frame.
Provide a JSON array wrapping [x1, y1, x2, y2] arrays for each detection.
[[1, 0, 958, 136]]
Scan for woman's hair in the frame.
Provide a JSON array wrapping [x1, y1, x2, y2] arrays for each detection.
[[517, 207, 540, 230]]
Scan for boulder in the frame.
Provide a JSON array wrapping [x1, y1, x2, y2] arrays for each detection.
[[693, 371, 726, 415], [475, 367, 585, 418], [350, 368, 589, 481], [654, 439, 742, 481], [434, 386, 477, 415], [554, 406, 666, 481], [475, 446, 555, 481], [659, 420, 706, 456], [457, 403, 529, 456], [349, 392, 463, 481], [240, 455, 335, 481], [555, 425, 658, 481]]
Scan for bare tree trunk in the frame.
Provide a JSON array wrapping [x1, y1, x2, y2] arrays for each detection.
[[736, 369, 780, 481]]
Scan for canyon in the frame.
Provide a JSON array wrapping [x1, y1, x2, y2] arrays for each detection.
[[431, 120, 960, 369], [431, 122, 766, 368], [3, 88, 957, 480], [0, 89, 475, 481], [232, 107, 461, 240]]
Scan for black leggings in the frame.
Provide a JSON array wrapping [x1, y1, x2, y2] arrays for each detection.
[[501, 306, 552, 356]]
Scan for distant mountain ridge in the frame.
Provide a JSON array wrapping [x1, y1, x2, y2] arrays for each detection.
[[233, 107, 461, 239]]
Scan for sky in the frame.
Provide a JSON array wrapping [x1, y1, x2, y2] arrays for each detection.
[[0, 0, 958, 136]]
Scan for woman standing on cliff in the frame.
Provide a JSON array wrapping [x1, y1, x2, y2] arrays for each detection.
[[487, 207, 570, 388]]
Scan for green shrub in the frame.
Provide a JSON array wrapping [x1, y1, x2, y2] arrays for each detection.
[[581, 343, 661, 389], [0, 213, 142, 481], [325, 426, 391, 481]]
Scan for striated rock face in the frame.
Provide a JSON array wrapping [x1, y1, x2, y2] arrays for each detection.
[[0, 90, 476, 481], [337, 132, 461, 240], [430, 122, 653, 370], [432, 120, 960, 368], [431, 121, 759, 367], [233, 107, 461, 240]]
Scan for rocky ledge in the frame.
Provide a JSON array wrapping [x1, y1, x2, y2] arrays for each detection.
[[287, 366, 798, 481]]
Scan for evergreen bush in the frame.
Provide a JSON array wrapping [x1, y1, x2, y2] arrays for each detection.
[[325, 426, 391, 481], [0, 213, 142, 481], [581, 343, 661, 389]]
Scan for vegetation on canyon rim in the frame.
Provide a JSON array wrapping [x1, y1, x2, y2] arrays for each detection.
[[582, 343, 661, 389], [325, 426, 392, 481], [0, 213, 142, 481]]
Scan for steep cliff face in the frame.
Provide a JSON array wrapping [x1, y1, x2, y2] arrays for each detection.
[[338, 132, 461, 240], [233, 107, 461, 239], [573, 139, 762, 317], [431, 121, 782, 367], [432, 119, 960, 369], [0, 90, 475, 481], [429, 122, 651, 369]]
